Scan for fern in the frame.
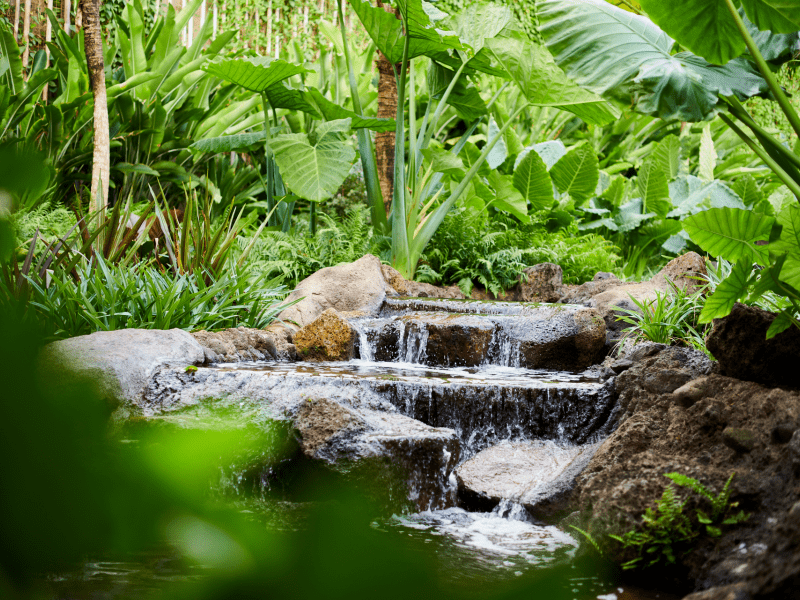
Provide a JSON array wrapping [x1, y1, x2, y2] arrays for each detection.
[[666, 472, 750, 537], [569, 525, 604, 557]]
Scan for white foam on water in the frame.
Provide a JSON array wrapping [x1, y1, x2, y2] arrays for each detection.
[[390, 506, 578, 565]]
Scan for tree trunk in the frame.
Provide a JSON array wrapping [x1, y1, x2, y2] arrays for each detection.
[[13, 0, 20, 40], [21, 0, 31, 71], [80, 0, 110, 216], [375, 0, 400, 218]]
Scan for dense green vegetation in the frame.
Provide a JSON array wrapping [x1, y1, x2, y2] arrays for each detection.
[[0, 0, 798, 340]]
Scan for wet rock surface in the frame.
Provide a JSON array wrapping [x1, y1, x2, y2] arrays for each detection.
[[456, 440, 600, 521], [706, 302, 800, 389], [38, 328, 204, 409], [381, 264, 465, 299], [564, 344, 800, 598], [355, 303, 607, 371], [192, 326, 287, 363], [293, 308, 356, 362]]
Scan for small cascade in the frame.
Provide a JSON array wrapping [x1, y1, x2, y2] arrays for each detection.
[[145, 296, 616, 517]]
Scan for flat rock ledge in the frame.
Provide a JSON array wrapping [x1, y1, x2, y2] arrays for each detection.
[[456, 440, 600, 521]]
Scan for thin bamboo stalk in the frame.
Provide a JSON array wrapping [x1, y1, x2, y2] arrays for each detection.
[[265, 0, 271, 56], [45, 0, 53, 101], [64, 0, 71, 31], [213, 0, 218, 38], [275, 6, 280, 58]]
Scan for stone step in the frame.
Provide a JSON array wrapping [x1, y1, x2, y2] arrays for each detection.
[[352, 303, 607, 371]]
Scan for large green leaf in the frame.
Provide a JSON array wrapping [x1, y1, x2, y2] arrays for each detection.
[[537, 0, 769, 122], [741, 0, 800, 33], [682, 206, 774, 264], [264, 82, 322, 117], [0, 24, 23, 95], [487, 172, 529, 222], [637, 0, 745, 65], [699, 259, 753, 323], [637, 159, 671, 217], [271, 119, 356, 202], [513, 149, 554, 211], [484, 28, 619, 126], [699, 125, 716, 181], [651, 136, 681, 181], [749, 0, 800, 29], [307, 88, 396, 132], [190, 132, 267, 153], [427, 62, 488, 122], [731, 174, 763, 207], [349, 0, 461, 63], [549, 143, 599, 203], [772, 203, 800, 255], [203, 57, 308, 93], [668, 175, 747, 217], [781, 254, 800, 291]]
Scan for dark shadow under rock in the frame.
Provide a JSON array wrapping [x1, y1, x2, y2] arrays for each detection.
[[706, 303, 800, 389]]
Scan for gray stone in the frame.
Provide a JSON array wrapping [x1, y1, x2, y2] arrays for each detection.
[[192, 327, 278, 363], [456, 440, 600, 520], [515, 263, 564, 302], [38, 329, 204, 409], [610, 358, 634, 374], [278, 254, 389, 329], [380, 264, 465, 299]]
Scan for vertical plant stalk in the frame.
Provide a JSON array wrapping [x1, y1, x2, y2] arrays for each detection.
[[44, 0, 53, 101], [336, 0, 386, 231], [722, 0, 800, 140], [260, 91, 276, 227], [64, 0, 71, 32], [391, 25, 411, 271], [81, 0, 110, 217], [21, 0, 31, 71]]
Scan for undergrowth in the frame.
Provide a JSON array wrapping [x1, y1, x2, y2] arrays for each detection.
[[419, 209, 621, 296]]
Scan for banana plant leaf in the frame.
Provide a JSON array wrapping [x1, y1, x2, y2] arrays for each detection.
[[349, 0, 462, 63], [537, 0, 772, 122]]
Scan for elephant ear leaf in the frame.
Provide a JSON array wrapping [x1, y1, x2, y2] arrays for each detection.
[[536, 0, 769, 122], [699, 259, 753, 323], [549, 143, 599, 204], [271, 119, 356, 202], [637, 0, 745, 65], [204, 57, 308, 93], [512, 149, 554, 211], [740, 0, 800, 32], [682, 207, 774, 265]]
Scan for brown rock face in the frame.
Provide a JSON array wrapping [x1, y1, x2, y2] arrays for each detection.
[[293, 309, 356, 362], [380, 264, 465, 299], [400, 313, 495, 367], [568, 345, 800, 595], [294, 398, 366, 456], [706, 303, 800, 389], [516, 263, 564, 302]]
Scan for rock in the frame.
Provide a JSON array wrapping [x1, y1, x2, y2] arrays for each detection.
[[456, 440, 600, 521], [293, 397, 461, 511], [278, 254, 389, 329], [610, 358, 634, 374], [38, 329, 204, 409], [673, 377, 711, 408], [567, 344, 800, 591], [264, 324, 297, 361], [594, 272, 617, 281], [293, 308, 356, 362], [682, 584, 750, 600], [770, 423, 796, 444], [723, 427, 757, 453], [398, 313, 496, 367], [789, 431, 800, 473], [380, 264, 465, 299], [559, 252, 708, 340], [517, 263, 564, 302], [192, 327, 279, 363], [706, 303, 800, 388]]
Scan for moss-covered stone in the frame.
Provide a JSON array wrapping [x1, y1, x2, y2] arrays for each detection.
[[293, 308, 356, 362]]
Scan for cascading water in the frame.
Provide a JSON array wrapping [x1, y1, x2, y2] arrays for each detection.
[[143, 298, 618, 581]]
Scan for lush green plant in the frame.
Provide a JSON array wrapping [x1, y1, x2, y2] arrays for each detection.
[[611, 472, 748, 570], [2, 253, 288, 340], [419, 209, 620, 296], [614, 281, 711, 354], [535, 0, 800, 329]]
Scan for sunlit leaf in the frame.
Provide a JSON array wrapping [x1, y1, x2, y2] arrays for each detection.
[[699, 259, 752, 323], [550, 143, 599, 203], [203, 56, 308, 93], [683, 207, 774, 265], [513, 149, 554, 211]]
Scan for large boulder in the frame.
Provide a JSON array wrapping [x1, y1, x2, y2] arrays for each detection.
[[293, 308, 357, 362], [706, 303, 800, 389], [277, 254, 388, 329], [567, 344, 800, 594], [38, 329, 204, 409], [469, 263, 565, 302], [456, 440, 600, 521], [381, 264, 465, 299]]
